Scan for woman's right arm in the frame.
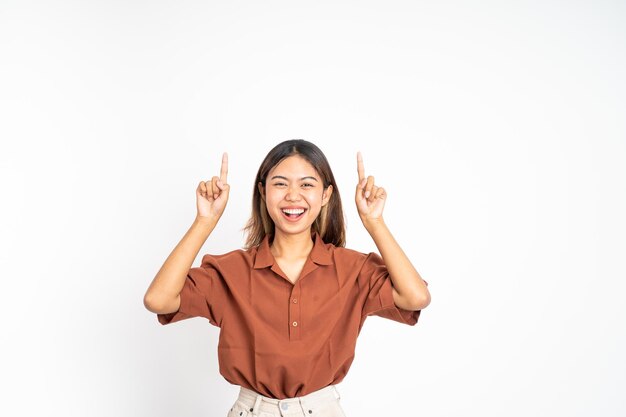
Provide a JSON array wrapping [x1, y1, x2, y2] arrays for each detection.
[[143, 217, 217, 314], [143, 153, 230, 314]]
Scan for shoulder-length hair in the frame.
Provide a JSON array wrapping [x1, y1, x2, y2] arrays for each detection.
[[243, 139, 346, 249]]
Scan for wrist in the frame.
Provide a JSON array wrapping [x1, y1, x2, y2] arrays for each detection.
[[194, 215, 218, 230], [361, 216, 386, 233]]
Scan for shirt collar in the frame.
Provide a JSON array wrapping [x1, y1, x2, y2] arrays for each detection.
[[253, 232, 334, 269]]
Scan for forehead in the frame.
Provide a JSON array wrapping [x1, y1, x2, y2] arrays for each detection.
[[268, 155, 320, 178]]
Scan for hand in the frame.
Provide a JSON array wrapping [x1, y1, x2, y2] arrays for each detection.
[[355, 152, 386, 225], [196, 153, 230, 221]]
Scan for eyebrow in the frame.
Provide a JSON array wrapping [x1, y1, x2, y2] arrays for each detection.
[[270, 175, 319, 182]]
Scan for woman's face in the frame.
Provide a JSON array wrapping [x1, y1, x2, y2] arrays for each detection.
[[260, 155, 332, 237]]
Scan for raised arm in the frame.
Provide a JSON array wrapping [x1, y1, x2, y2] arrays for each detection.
[[143, 153, 230, 314], [355, 152, 430, 311]]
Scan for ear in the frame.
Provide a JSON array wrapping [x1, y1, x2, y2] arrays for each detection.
[[258, 182, 265, 201], [321, 185, 333, 207]]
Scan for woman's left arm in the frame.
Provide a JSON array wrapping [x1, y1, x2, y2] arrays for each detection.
[[355, 152, 431, 311]]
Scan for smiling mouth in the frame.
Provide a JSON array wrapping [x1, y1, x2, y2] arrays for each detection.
[[281, 208, 306, 220]]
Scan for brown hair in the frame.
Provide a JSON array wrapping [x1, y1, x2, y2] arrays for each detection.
[[243, 139, 346, 249]]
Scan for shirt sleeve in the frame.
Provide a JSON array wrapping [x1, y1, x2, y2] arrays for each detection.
[[156, 263, 220, 327], [360, 252, 422, 326]]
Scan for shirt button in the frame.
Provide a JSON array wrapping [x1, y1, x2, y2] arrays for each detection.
[[292, 298, 298, 303], [292, 321, 298, 327]]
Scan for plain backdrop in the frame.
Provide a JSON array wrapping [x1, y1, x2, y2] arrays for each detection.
[[1, 1, 625, 416]]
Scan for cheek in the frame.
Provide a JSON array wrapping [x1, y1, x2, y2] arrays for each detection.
[[264, 191, 282, 206], [265, 199, 282, 215], [307, 193, 325, 209]]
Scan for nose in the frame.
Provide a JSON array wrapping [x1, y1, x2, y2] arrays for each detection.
[[285, 184, 301, 202]]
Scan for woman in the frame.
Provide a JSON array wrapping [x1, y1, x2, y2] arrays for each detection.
[[143, 139, 430, 417]]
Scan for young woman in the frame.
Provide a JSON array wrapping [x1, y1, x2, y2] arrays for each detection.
[[143, 139, 430, 417]]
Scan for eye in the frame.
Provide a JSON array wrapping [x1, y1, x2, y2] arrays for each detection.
[[302, 183, 314, 188], [272, 182, 287, 187]]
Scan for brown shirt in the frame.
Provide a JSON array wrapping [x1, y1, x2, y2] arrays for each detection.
[[157, 232, 424, 399]]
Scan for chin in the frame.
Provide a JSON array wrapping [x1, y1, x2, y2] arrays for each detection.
[[272, 220, 316, 237]]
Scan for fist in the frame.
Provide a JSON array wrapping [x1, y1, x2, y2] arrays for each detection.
[[196, 152, 230, 220]]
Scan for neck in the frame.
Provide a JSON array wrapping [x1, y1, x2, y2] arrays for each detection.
[[271, 230, 314, 259]]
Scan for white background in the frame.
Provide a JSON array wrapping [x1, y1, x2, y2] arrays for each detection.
[[1, 1, 625, 416]]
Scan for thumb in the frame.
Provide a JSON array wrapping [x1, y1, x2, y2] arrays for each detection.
[[217, 181, 230, 196]]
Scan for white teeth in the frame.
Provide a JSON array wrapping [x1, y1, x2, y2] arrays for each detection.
[[282, 208, 305, 215]]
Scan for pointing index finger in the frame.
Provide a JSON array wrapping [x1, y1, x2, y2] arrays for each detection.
[[220, 152, 228, 183], [357, 151, 365, 181]]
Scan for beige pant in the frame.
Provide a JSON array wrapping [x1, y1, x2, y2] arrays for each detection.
[[227, 385, 347, 417]]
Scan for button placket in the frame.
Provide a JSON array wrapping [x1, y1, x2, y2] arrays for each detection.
[[289, 283, 301, 341]]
